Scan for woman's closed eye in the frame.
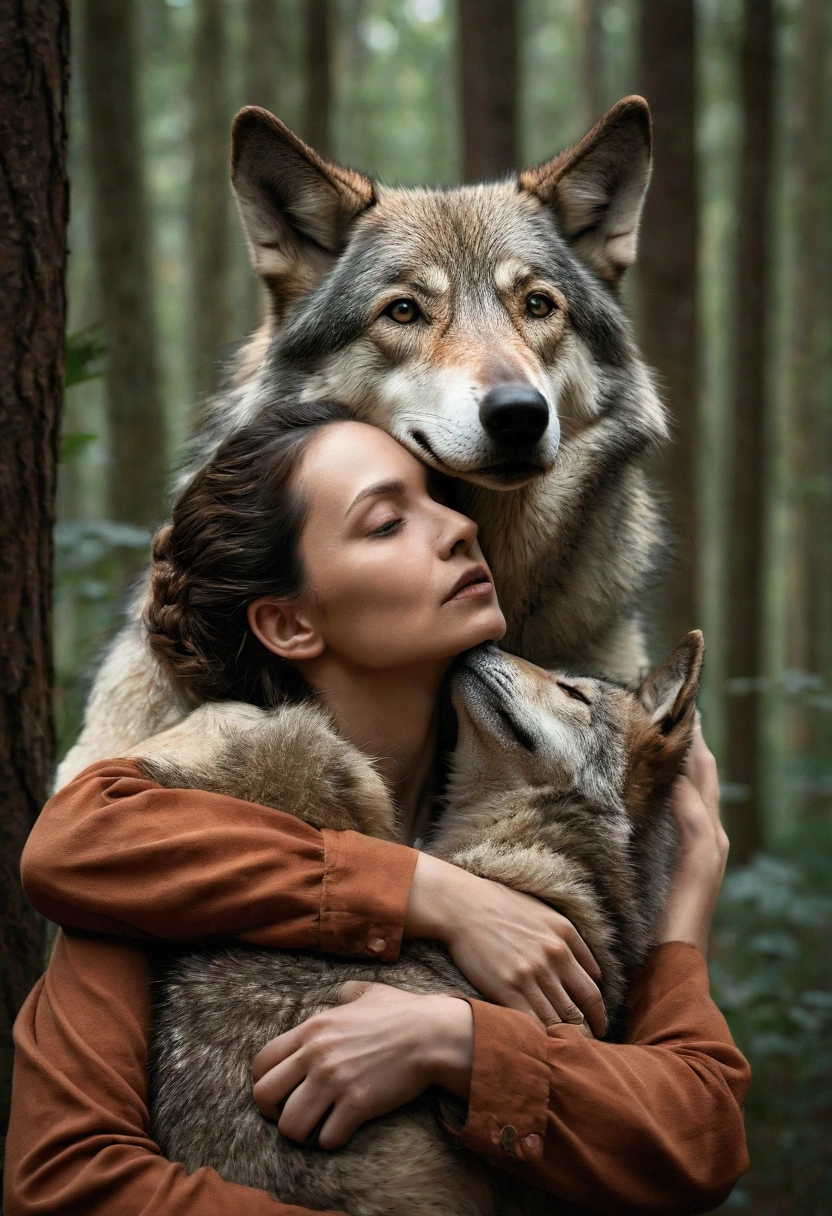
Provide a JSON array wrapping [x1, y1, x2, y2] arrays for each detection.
[[370, 516, 404, 538]]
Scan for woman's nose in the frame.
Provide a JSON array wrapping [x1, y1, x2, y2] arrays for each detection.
[[443, 509, 478, 558]]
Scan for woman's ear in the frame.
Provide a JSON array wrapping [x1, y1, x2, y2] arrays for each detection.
[[247, 597, 324, 662]]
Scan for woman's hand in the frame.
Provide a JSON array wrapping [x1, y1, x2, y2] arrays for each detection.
[[252, 981, 473, 1149], [405, 853, 606, 1036], [656, 717, 730, 957]]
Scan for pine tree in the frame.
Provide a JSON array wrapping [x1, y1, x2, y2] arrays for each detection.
[[0, 0, 69, 1168]]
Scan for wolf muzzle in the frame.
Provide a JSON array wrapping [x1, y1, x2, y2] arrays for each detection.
[[479, 383, 550, 447]]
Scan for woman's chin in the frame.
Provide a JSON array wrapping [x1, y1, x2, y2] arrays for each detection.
[[454, 607, 507, 653]]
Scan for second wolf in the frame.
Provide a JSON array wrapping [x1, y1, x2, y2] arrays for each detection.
[[130, 634, 703, 1216]]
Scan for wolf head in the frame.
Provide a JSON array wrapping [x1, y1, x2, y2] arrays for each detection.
[[204, 97, 665, 493], [448, 632, 705, 821]]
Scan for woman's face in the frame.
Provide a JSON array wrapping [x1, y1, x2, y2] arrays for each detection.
[[277, 421, 505, 672]]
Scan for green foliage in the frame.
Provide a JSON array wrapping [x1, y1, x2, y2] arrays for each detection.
[[711, 831, 832, 1213], [64, 324, 106, 389]]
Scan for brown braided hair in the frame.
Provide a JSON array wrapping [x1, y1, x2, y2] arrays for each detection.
[[145, 400, 355, 707]]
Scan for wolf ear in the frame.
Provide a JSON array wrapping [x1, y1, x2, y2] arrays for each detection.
[[639, 631, 704, 735], [519, 96, 652, 284], [231, 107, 375, 318]]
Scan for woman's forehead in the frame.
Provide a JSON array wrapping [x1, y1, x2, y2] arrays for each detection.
[[299, 421, 427, 511]]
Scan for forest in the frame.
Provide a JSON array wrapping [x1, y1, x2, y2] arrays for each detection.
[[1, 0, 831, 1212]]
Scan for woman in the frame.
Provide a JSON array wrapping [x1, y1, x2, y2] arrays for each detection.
[[7, 403, 749, 1215]]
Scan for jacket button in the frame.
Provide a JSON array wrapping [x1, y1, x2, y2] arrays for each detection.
[[500, 1124, 518, 1151]]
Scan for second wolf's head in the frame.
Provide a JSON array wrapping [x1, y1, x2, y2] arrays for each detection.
[[442, 632, 705, 946], [450, 632, 704, 812]]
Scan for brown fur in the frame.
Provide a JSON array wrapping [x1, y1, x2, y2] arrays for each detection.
[[129, 635, 703, 1216]]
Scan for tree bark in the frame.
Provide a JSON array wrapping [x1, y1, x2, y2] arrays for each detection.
[[637, 0, 700, 647], [303, 0, 332, 156], [190, 0, 232, 396], [459, 0, 518, 181], [579, 0, 605, 129], [0, 0, 69, 1168], [724, 0, 774, 863], [786, 0, 829, 815], [83, 0, 168, 530]]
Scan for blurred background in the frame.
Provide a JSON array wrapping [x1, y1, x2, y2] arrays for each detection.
[[56, 0, 830, 1211]]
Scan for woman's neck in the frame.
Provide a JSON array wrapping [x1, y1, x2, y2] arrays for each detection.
[[299, 655, 448, 843]]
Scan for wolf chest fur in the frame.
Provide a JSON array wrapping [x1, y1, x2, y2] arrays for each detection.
[[130, 635, 703, 1216], [57, 95, 668, 788]]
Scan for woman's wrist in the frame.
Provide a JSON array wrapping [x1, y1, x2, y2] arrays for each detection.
[[656, 843, 726, 956], [421, 994, 474, 1100], [405, 852, 463, 942]]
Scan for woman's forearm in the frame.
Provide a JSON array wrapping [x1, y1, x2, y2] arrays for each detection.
[[454, 942, 750, 1215], [22, 760, 417, 959], [4, 932, 338, 1216]]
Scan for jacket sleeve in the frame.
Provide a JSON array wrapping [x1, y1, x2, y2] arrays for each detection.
[[22, 760, 418, 962], [3, 931, 344, 1216], [455, 941, 751, 1216]]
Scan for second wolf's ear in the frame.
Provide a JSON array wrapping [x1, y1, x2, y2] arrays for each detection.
[[232, 107, 375, 318], [639, 630, 704, 736], [519, 96, 652, 285]]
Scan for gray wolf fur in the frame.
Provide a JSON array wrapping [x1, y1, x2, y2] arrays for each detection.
[[128, 635, 703, 1216], [56, 95, 667, 788]]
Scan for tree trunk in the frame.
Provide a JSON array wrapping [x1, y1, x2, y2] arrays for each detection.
[[0, 0, 69, 1168], [724, 0, 774, 863], [190, 0, 232, 397], [637, 0, 700, 648], [243, 0, 287, 329], [303, 0, 331, 156], [786, 0, 829, 815], [83, 0, 168, 532], [459, 0, 518, 181], [579, 0, 605, 129], [245, 0, 286, 113]]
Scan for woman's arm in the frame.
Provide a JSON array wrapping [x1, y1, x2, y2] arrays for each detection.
[[3, 931, 343, 1216], [22, 760, 418, 960], [24, 759, 604, 1027]]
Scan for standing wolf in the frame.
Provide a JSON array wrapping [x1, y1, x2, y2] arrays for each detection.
[[57, 96, 666, 787]]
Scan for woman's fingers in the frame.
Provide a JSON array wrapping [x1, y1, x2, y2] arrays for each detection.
[[686, 719, 720, 812], [317, 1098, 367, 1150], [553, 915, 602, 984], [251, 1050, 307, 1119], [277, 1076, 334, 1145], [251, 1023, 305, 1083], [542, 971, 607, 1038]]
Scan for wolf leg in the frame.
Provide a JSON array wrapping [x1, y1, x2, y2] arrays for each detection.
[[54, 610, 185, 790]]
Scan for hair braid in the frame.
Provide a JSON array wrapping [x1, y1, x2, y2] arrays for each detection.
[[143, 400, 353, 707]]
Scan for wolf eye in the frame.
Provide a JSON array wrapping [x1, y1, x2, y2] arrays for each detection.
[[557, 681, 591, 706], [526, 292, 556, 319], [383, 298, 421, 325]]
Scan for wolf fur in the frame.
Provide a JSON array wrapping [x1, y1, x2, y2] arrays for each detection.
[[129, 635, 703, 1216], [56, 96, 668, 789]]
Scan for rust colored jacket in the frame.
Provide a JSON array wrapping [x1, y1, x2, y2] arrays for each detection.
[[7, 761, 752, 1216]]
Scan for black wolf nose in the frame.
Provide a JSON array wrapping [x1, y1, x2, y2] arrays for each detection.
[[479, 384, 549, 446]]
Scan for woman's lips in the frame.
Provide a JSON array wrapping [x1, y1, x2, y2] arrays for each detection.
[[445, 565, 493, 603]]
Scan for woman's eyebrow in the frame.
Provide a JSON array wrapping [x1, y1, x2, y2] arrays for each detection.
[[345, 478, 406, 517]]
